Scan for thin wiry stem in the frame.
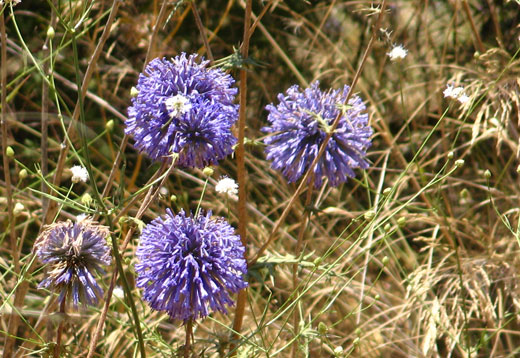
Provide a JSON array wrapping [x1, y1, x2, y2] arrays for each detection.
[[43, 0, 121, 225], [291, 177, 314, 358], [230, 0, 252, 352], [184, 319, 193, 358], [41, 6, 56, 219], [461, 0, 485, 54], [250, 0, 389, 266], [144, 0, 169, 67], [191, 1, 213, 62], [2, 5, 20, 357], [1, 0, 16, 268], [53, 299, 66, 358]]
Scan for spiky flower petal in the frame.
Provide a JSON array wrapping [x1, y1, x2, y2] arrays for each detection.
[[262, 81, 373, 187], [126, 54, 238, 167], [34, 218, 111, 307], [135, 209, 247, 321]]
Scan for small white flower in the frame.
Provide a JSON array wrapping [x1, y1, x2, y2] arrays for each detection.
[[387, 45, 407, 61], [215, 177, 238, 196], [13, 202, 25, 216], [165, 94, 192, 119], [443, 84, 464, 99], [76, 213, 88, 222], [159, 186, 169, 196], [71, 165, 89, 183], [457, 94, 470, 104], [113, 286, 125, 300], [443, 84, 470, 105]]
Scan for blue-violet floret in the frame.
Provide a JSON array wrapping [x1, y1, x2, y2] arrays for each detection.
[[34, 217, 111, 307], [135, 209, 247, 321], [262, 81, 372, 187], [126, 53, 238, 166]]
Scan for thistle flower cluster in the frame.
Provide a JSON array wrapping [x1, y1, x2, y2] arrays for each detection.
[[34, 218, 111, 307], [262, 81, 372, 188], [135, 209, 247, 321], [126, 53, 238, 168]]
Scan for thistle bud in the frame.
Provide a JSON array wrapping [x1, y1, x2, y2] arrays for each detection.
[[47, 26, 55, 39]]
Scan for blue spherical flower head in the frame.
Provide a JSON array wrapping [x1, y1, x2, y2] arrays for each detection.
[[34, 217, 111, 307], [126, 53, 239, 167], [262, 81, 373, 188], [135, 209, 248, 322]]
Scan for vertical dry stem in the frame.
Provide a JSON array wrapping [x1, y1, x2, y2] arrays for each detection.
[[230, 0, 253, 353], [461, 0, 485, 54], [191, 1, 214, 62], [291, 179, 314, 358]]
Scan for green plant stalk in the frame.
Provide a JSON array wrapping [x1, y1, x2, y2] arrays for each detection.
[[195, 177, 209, 218], [2, 5, 20, 357]]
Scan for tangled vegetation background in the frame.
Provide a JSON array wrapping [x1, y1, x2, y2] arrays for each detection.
[[2, 0, 520, 357]]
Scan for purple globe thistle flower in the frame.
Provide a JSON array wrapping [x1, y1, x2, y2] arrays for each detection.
[[135, 209, 247, 321], [262, 81, 373, 188], [126, 53, 239, 167], [34, 217, 111, 307]]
